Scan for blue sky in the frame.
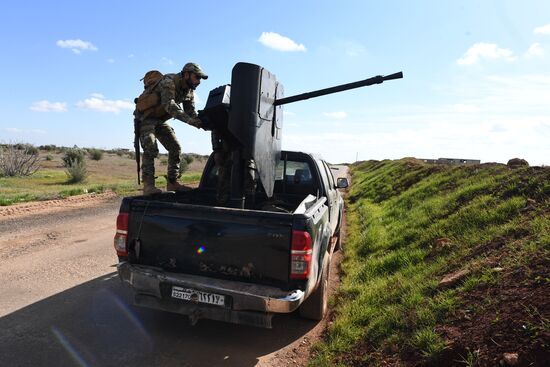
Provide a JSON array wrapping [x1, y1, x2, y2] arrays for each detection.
[[1, 0, 549, 165]]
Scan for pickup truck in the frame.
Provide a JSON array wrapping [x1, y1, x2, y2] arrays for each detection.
[[114, 150, 348, 328]]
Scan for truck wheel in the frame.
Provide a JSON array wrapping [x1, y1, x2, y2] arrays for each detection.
[[334, 230, 342, 252], [299, 254, 330, 320]]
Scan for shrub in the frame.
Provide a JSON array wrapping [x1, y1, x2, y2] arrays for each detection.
[[127, 151, 136, 160], [110, 148, 129, 157], [182, 153, 194, 165], [62, 148, 85, 167], [14, 143, 39, 155], [65, 158, 88, 183], [39, 144, 57, 151], [0, 143, 41, 177], [45, 154, 54, 161], [179, 158, 189, 177], [88, 148, 104, 161]]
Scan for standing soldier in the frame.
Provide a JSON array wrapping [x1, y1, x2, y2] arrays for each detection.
[[134, 62, 208, 195]]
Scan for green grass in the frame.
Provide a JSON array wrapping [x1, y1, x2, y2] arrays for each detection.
[[311, 159, 550, 366], [0, 168, 203, 206]]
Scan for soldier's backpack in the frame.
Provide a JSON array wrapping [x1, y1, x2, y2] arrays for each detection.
[[135, 70, 163, 113]]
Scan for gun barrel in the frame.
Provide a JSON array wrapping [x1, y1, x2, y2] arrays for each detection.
[[273, 71, 403, 106]]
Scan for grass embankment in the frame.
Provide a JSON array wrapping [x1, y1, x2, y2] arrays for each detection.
[[0, 151, 204, 206], [313, 159, 549, 366]]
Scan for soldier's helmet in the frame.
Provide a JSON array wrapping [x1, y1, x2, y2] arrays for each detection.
[[182, 63, 208, 79]]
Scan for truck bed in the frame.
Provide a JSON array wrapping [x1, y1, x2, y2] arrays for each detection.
[[125, 189, 320, 289]]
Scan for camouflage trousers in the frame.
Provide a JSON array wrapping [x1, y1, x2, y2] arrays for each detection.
[[139, 119, 181, 182]]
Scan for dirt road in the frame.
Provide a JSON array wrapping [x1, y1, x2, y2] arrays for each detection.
[[0, 185, 346, 367]]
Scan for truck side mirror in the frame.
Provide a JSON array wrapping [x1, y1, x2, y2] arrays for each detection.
[[336, 177, 349, 189]]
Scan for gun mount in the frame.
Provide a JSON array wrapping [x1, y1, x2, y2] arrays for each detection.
[[199, 62, 403, 208]]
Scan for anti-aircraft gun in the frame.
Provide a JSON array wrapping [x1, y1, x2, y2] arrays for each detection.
[[199, 62, 403, 208]]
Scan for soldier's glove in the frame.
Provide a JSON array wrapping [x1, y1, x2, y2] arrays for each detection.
[[188, 117, 203, 129]]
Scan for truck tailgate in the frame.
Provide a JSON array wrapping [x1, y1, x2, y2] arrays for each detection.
[[127, 200, 293, 288]]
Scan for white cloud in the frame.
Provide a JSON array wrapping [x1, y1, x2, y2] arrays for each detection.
[[526, 43, 544, 57], [30, 100, 67, 112], [76, 94, 133, 113], [323, 111, 348, 119], [534, 24, 550, 35], [457, 43, 516, 65], [56, 39, 98, 54], [161, 57, 174, 65], [107, 58, 115, 63], [283, 110, 296, 117], [258, 32, 306, 52]]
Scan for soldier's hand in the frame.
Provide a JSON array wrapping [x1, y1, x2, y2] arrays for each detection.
[[188, 117, 203, 129]]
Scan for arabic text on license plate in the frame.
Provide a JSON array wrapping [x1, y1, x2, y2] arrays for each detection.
[[171, 286, 225, 306]]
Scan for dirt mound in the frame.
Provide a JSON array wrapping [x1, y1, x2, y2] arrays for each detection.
[[436, 253, 549, 366], [0, 192, 119, 220]]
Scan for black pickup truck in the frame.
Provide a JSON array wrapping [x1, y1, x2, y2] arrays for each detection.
[[114, 150, 348, 328]]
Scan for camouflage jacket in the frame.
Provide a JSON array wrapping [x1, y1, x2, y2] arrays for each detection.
[[157, 73, 198, 123]]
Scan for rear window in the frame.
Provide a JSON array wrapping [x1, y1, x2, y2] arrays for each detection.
[[274, 158, 317, 195]]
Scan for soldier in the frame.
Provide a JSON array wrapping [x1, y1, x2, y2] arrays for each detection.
[[134, 62, 208, 195]]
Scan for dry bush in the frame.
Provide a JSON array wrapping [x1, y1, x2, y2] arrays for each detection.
[[0, 143, 41, 177]]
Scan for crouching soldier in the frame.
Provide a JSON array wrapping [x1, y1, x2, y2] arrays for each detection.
[[134, 62, 208, 195]]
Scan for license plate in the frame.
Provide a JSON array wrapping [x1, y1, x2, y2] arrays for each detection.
[[171, 286, 225, 306]]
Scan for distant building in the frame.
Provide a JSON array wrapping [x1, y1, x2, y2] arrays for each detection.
[[421, 158, 480, 166]]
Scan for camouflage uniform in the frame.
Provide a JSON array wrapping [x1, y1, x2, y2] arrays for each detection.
[[135, 65, 206, 185]]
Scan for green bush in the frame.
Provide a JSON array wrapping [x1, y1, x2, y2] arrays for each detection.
[[65, 158, 87, 183], [110, 148, 129, 157], [39, 144, 57, 151], [179, 158, 189, 177], [45, 154, 54, 161], [11, 143, 39, 155], [182, 153, 194, 165], [62, 148, 85, 167], [88, 148, 104, 161]]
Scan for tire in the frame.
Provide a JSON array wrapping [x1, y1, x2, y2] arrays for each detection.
[[299, 254, 330, 320], [334, 230, 342, 252], [334, 211, 343, 252]]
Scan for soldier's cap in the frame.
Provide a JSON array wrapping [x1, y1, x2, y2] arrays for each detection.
[[182, 62, 208, 79]]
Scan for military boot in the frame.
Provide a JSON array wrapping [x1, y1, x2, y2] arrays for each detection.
[[166, 179, 189, 192], [143, 177, 162, 195]]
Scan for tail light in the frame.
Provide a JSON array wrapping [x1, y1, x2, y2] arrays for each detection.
[[114, 212, 129, 257], [290, 230, 312, 279]]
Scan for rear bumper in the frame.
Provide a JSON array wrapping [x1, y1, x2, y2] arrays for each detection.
[[117, 262, 305, 328]]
